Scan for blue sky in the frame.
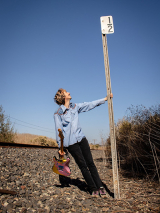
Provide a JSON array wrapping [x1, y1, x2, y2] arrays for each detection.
[[0, 0, 160, 144]]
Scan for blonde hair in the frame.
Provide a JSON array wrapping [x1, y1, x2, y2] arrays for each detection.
[[54, 88, 66, 105]]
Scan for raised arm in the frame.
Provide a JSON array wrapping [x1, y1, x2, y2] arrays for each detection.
[[77, 94, 113, 113], [77, 98, 105, 113]]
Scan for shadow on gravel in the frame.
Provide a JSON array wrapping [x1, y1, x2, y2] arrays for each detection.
[[55, 175, 114, 197], [54, 176, 89, 192], [102, 182, 114, 198]]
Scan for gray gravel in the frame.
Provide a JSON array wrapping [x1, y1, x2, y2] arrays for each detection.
[[0, 147, 159, 212]]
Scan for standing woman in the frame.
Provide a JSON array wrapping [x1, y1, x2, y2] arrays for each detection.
[[54, 88, 113, 197]]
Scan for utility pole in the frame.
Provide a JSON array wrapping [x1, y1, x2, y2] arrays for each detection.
[[100, 16, 120, 199], [93, 139, 96, 145]]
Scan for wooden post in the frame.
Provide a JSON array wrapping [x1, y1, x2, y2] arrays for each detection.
[[100, 16, 120, 199], [102, 33, 120, 199]]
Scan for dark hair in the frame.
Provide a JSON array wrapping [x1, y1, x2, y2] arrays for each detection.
[[54, 88, 65, 105]]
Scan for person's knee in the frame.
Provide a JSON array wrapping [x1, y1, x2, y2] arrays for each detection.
[[77, 160, 88, 171]]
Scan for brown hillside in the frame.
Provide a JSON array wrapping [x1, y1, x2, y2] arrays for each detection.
[[15, 133, 57, 146], [14, 134, 105, 149]]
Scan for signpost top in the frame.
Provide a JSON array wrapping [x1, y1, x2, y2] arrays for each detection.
[[100, 16, 114, 34]]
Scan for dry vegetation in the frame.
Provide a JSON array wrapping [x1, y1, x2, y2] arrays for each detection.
[[90, 144, 105, 150], [15, 133, 58, 147], [106, 104, 160, 181], [0, 105, 16, 143], [15, 134, 103, 149]]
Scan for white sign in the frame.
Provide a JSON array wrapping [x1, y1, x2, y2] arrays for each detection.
[[100, 16, 114, 34]]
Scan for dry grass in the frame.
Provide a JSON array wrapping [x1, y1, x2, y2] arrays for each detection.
[[90, 144, 106, 150], [14, 133, 57, 146], [15, 134, 105, 149], [106, 104, 160, 181]]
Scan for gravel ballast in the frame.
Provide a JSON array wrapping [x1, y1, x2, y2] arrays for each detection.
[[0, 147, 159, 212]]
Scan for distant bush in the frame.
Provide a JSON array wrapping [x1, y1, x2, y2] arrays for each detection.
[[106, 104, 160, 181], [32, 136, 58, 147], [90, 143, 100, 150], [95, 144, 100, 150], [0, 105, 16, 143]]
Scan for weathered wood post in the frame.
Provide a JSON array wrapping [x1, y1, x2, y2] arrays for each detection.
[[100, 16, 120, 199]]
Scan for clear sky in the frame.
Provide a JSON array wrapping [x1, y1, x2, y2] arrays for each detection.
[[0, 0, 160, 144]]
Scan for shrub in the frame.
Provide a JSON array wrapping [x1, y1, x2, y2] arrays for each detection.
[[0, 105, 16, 143], [32, 136, 58, 147], [90, 143, 100, 150], [106, 104, 160, 181], [95, 144, 100, 150]]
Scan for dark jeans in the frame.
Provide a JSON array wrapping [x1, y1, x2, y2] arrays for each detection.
[[67, 137, 102, 191]]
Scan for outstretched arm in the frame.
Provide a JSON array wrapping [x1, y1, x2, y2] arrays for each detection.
[[77, 94, 113, 113]]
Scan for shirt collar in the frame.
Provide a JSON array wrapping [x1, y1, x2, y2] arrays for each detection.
[[61, 103, 74, 113], [60, 105, 67, 113]]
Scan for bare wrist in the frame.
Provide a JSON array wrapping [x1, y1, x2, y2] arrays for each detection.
[[104, 97, 107, 101]]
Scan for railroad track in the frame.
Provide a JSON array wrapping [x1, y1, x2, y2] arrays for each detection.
[[0, 142, 58, 149], [0, 142, 101, 150]]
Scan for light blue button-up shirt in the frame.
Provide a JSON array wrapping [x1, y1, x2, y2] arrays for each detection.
[[54, 98, 105, 148]]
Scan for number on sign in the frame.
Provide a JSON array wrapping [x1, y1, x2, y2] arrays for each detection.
[[108, 24, 113, 33], [100, 16, 114, 34]]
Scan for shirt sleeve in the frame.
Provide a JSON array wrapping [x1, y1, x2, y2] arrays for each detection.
[[54, 113, 63, 148], [77, 98, 105, 113]]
